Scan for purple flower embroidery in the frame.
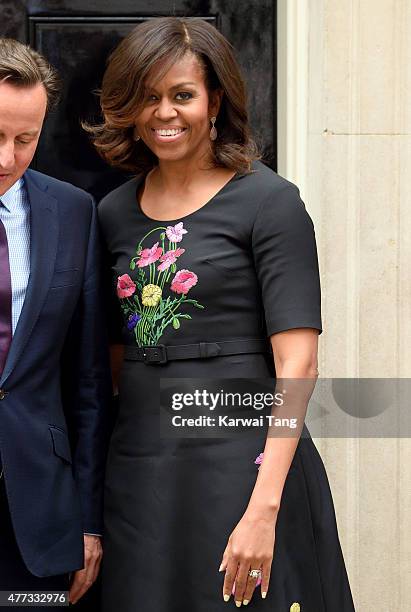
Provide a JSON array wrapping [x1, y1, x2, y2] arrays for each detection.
[[255, 452, 264, 467], [127, 313, 141, 330], [165, 222, 187, 243]]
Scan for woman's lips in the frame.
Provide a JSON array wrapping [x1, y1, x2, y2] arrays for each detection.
[[151, 127, 187, 143]]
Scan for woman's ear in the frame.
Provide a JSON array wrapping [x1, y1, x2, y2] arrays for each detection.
[[209, 89, 224, 117]]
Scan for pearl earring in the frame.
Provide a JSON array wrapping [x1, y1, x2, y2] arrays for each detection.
[[210, 116, 217, 141]]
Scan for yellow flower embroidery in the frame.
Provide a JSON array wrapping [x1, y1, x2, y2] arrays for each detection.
[[142, 284, 162, 307]]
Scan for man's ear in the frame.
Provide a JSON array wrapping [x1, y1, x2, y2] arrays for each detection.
[[209, 88, 224, 117]]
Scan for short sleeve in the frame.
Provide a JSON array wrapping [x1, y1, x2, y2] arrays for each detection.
[[251, 183, 322, 336]]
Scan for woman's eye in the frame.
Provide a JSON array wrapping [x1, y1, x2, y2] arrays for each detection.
[[175, 92, 192, 101], [16, 139, 30, 145]]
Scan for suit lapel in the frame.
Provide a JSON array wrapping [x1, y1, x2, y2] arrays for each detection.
[[0, 172, 59, 386]]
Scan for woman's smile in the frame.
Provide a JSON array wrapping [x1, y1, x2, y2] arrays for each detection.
[[150, 126, 188, 143]]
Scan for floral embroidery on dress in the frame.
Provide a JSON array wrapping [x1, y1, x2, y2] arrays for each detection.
[[254, 452, 264, 468], [116, 222, 204, 346]]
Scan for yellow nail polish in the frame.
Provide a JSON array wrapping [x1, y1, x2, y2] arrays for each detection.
[[223, 594, 230, 602], [262, 591, 267, 599], [235, 601, 242, 607], [243, 599, 249, 605]]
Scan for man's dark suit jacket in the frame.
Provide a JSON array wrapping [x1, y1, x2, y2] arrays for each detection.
[[0, 169, 111, 577]]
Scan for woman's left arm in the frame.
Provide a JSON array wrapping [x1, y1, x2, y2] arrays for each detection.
[[220, 328, 319, 606]]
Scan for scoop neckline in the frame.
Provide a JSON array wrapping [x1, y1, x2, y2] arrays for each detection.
[[134, 170, 240, 223]]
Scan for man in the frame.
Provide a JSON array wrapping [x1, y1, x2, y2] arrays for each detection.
[[0, 38, 111, 606]]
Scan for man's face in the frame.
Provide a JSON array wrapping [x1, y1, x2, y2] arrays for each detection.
[[0, 81, 47, 196]]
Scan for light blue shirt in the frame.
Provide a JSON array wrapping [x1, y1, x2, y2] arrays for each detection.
[[0, 178, 31, 335]]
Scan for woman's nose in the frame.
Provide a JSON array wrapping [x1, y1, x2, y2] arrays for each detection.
[[154, 97, 178, 120]]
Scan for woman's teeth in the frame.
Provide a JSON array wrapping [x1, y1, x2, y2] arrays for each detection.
[[155, 128, 185, 136]]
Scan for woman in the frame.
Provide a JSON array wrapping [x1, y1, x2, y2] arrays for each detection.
[[89, 17, 355, 612]]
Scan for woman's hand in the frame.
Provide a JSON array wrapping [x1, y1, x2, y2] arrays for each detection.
[[219, 506, 277, 606]]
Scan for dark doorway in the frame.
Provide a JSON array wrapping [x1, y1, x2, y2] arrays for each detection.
[[1, 1, 277, 200]]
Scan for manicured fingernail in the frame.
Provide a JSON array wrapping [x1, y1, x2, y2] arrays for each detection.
[[219, 563, 224, 571], [223, 594, 230, 602], [243, 599, 249, 605], [262, 591, 267, 599], [235, 601, 242, 607]]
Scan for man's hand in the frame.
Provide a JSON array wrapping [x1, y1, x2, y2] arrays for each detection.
[[69, 535, 103, 605]]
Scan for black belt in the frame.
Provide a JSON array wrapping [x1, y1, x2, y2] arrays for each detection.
[[123, 339, 270, 365]]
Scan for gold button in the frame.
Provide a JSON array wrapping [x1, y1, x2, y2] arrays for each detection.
[[0, 389, 6, 400], [290, 604, 301, 612]]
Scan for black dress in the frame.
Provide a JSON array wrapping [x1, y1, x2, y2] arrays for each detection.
[[98, 161, 355, 612]]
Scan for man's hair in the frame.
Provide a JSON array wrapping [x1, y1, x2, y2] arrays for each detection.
[[0, 38, 61, 110]]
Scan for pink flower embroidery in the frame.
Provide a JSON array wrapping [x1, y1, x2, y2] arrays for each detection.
[[157, 248, 185, 272], [170, 269, 198, 295], [254, 452, 264, 467], [166, 222, 187, 243], [137, 242, 163, 267], [117, 274, 136, 298]]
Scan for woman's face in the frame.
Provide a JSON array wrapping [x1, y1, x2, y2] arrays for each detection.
[[134, 53, 220, 165]]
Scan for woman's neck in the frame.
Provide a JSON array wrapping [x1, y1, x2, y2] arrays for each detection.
[[153, 155, 217, 195]]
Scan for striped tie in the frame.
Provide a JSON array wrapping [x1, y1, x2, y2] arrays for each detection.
[[0, 213, 12, 376]]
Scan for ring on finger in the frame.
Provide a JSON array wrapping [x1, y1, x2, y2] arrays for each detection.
[[248, 569, 262, 580]]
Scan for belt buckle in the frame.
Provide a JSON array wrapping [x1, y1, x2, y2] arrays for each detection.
[[142, 344, 167, 364]]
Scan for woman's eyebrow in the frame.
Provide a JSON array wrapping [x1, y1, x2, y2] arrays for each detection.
[[170, 82, 197, 89], [147, 81, 197, 93]]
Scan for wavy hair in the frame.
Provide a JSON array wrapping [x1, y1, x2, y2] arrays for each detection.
[[84, 17, 260, 174]]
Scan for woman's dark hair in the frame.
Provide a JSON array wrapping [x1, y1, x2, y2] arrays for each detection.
[[85, 17, 260, 174]]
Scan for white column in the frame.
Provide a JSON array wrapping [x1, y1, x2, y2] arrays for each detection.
[[277, 0, 411, 609]]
